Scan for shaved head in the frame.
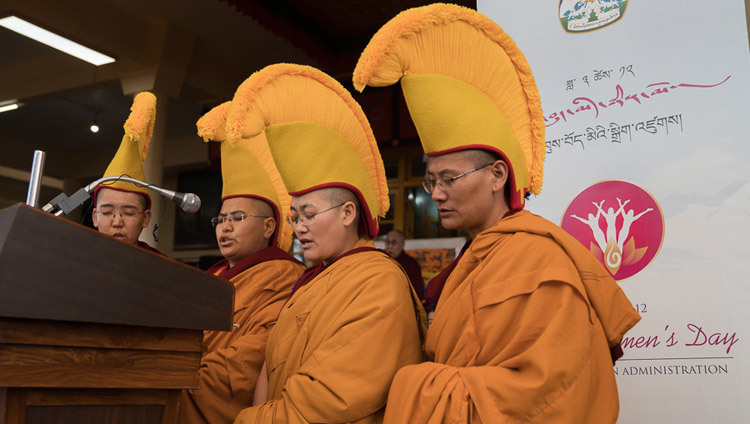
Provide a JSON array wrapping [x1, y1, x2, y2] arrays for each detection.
[[245, 197, 275, 219], [459, 149, 501, 168], [319, 187, 361, 229], [320, 187, 358, 205], [388, 229, 405, 241]]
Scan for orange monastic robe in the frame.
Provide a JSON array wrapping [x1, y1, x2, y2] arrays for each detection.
[[384, 210, 640, 424], [179, 247, 305, 424], [234, 239, 426, 424]]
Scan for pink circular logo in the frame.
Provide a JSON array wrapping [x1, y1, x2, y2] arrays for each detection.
[[561, 180, 664, 281]]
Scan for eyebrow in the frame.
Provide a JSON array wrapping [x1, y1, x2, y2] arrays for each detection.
[[218, 210, 247, 216], [426, 167, 460, 178], [98, 203, 140, 209], [290, 203, 316, 213]]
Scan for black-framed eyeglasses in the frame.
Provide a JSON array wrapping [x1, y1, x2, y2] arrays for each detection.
[[210, 212, 270, 227], [285, 203, 346, 228], [422, 163, 494, 194]]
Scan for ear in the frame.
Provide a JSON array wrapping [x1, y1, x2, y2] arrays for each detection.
[[263, 217, 276, 241], [92, 209, 99, 228], [141, 210, 152, 229], [489, 160, 509, 194], [340, 201, 358, 229]]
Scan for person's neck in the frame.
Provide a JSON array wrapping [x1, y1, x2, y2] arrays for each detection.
[[226, 243, 272, 269], [467, 200, 510, 239], [322, 232, 362, 266]]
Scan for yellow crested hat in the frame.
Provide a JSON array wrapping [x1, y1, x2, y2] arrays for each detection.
[[96, 91, 157, 209], [353, 3, 545, 210], [197, 102, 293, 251], [224, 64, 389, 239]]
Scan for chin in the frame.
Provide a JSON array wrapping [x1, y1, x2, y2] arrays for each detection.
[[303, 250, 322, 263], [440, 218, 463, 231]]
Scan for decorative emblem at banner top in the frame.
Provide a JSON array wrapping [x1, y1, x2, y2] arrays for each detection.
[[561, 180, 663, 280], [559, 0, 629, 33]]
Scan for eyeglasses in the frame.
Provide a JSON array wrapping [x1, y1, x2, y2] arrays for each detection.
[[285, 203, 345, 228], [211, 212, 270, 227], [422, 163, 494, 194], [95, 207, 145, 221]]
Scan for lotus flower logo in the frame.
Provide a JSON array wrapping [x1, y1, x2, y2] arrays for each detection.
[[561, 180, 664, 280]]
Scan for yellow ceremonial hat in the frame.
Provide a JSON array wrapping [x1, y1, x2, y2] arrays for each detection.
[[197, 102, 293, 251], [224, 64, 389, 239], [95, 91, 157, 209], [353, 3, 545, 210]]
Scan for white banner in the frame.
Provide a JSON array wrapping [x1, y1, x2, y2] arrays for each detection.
[[478, 1, 750, 422]]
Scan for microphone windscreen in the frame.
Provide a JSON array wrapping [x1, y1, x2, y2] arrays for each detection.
[[181, 193, 201, 213]]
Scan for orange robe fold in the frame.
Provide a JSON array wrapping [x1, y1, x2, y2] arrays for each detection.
[[234, 239, 426, 424], [384, 210, 640, 424], [179, 248, 304, 424]]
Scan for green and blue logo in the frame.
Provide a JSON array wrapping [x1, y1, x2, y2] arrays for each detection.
[[560, 0, 628, 33]]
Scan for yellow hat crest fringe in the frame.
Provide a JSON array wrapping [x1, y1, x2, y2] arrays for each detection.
[[197, 102, 294, 252], [225, 63, 389, 237], [353, 3, 545, 205], [123, 91, 157, 163], [97, 91, 157, 208], [197, 101, 231, 143]]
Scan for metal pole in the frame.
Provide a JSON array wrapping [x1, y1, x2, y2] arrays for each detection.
[[25, 150, 46, 207]]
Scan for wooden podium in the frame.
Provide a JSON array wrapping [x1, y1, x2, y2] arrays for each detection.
[[0, 204, 234, 424]]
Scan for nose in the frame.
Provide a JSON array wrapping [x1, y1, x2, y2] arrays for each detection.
[[111, 212, 125, 226], [430, 185, 448, 202], [292, 220, 308, 236]]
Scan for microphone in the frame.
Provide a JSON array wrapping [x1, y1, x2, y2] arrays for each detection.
[[146, 186, 202, 213], [42, 176, 202, 215]]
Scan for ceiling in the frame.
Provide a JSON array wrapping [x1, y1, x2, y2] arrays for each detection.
[[0, 0, 475, 180]]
